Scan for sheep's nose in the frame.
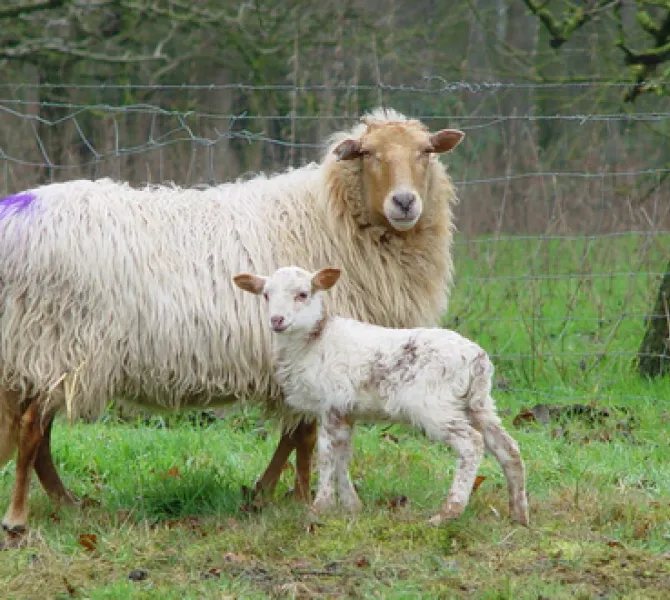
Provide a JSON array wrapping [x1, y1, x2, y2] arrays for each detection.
[[270, 315, 285, 330], [392, 192, 416, 213]]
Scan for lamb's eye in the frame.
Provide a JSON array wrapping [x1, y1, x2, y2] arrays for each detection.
[[263, 292, 269, 301], [296, 291, 308, 301]]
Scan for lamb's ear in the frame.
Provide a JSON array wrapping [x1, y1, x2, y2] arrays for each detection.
[[233, 273, 266, 295], [428, 129, 465, 154], [333, 139, 363, 161], [312, 268, 341, 292]]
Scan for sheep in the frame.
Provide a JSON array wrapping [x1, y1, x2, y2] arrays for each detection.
[[0, 108, 464, 534], [233, 266, 530, 526]]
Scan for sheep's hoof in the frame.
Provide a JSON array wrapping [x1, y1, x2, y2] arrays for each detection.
[[0, 530, 27, 550], [1, 519, 27, 535]]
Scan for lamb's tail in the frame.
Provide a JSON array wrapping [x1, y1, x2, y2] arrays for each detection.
[[0, 388, 20, 467], [468, 350, 494, 412]]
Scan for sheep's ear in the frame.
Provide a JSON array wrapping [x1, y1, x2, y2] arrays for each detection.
[[312, 268, 341, 292], [233, 273, 266, 295], [428, 129, 465, 154], [334, 139, 363, 161]]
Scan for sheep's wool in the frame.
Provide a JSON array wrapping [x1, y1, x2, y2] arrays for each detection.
[[0, 108, 458, 421]]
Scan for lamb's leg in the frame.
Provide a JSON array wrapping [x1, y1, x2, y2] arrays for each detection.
[[311, 412, 342, 514], [253, 418, 316, 504], [472, 408, 529, 526], [333, 416, 362, 513], [428, 422, 484, 526], [2, 400, 44, 532], [33, 416, 78, 506]]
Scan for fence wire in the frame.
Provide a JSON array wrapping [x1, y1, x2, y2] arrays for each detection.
[[1, 81, 669, 404]]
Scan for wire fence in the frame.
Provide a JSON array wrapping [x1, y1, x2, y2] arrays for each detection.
[[1, 81, 669, 404]]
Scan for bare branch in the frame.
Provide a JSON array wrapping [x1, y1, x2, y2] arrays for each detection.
[[0, 40, 169, 63], [0, 0, 66, 20]]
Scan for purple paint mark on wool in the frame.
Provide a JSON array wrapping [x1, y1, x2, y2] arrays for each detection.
[[0, 192, 36, 218]]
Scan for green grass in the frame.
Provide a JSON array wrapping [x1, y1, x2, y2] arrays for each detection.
[[1, 233, 670, 598]]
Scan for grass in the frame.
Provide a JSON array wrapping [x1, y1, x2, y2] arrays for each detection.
[[2, 233, 670, 599]]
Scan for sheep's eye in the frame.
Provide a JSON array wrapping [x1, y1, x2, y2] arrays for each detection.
[[263, 292, 269, 301], [296, 291, 308, 301]]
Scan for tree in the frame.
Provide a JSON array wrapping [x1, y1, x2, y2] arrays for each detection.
[[524, 0, 670, 376], [523, 0, 670, 102]]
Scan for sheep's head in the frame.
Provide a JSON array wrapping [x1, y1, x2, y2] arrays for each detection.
[[334, 119, 464, 232], [233, 266, 340, 336]]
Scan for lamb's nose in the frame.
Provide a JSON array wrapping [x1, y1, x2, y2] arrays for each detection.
[[270, 315, 285, 330], [392, 192, 416, 213]]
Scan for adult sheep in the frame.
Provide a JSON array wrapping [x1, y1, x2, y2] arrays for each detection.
[[0, 107, 464, 533]]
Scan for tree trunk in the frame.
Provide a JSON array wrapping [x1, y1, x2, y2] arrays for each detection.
[[638, 262, 670, 377]]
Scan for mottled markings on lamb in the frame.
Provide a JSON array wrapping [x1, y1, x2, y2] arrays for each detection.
[[308, 317, 328, 342], [473, 351, 488, 376]]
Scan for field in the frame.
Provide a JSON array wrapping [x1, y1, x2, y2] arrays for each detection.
[[1, 234, 669, 599]]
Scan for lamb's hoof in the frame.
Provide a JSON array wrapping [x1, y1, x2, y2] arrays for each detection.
[[341, 496, 363, 514], [428, 501, 465, 526], [310, 497, 335, 515], [509, 496, 530, 527], [511, 505, 530, 527]]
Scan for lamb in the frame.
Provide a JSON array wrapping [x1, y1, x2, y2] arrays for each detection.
[[0, 107, 465, 534], [234, 266, 530, 526]]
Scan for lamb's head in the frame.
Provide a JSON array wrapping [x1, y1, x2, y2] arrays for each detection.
[[333, 114, 464, 232], [233, 266, 341, 335]]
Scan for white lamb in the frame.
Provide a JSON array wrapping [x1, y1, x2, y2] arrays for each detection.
[[234, 266, 529, 526]]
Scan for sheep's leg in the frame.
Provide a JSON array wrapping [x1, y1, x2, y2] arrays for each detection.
[[293, 419, 317, 504], [311, 411, 343, 514], [252, 432, 294, 500], [253, 418, 316, 504], [2, 400, 44, 533], [472, 409, 529, 526], [33, 416, 78, 506], [428, 422, 484, 526], [333, 417, 362, 513], [0, 387, 20, 469]]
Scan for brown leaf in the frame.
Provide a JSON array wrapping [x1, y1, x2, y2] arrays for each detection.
[[62, 576, 77, 597], [160, 466, 181, 479], [354, 557, 370, 567], [633, 520, 652, 539], [606, 540, 624, 548], [78, 533, 97, 552], [224, 552, 249, 563], [201, 567, 221, 580], [387, 495, 409, 510], [79, 495, 101, 509], [381, 432, 399, 443], [471, 475, 487, 495], [306, 521, 323, 534]]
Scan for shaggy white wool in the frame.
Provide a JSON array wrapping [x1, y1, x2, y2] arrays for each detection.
[[0, 108, 458, 422]]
